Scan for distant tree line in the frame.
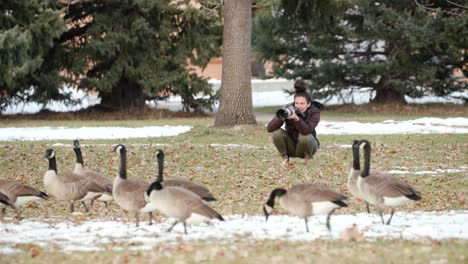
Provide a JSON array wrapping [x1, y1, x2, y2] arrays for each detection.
[[0, 0, 222, 113], [1, 0, 466, 115], [253, 0, 467, 104]]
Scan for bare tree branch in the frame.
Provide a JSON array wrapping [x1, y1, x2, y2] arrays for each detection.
[[414, 0, 468, 17]]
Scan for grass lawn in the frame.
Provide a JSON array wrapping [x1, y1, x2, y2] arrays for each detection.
[[0, 104, 467, 263]]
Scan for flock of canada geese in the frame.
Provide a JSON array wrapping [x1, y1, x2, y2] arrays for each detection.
[[0, 139, 422, 234]]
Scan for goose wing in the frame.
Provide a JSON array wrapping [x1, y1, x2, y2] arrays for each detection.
[[290, 183, 347, 203], [115, 180, 149, 206], [59, 171, 109, 193], [163, 179, 216, 201], [0, 179, 47, 200], [83, 170, 113, 191], [0, 192, 14, 208], [365, 171, 419, 197], [169, 187, 223, 220]]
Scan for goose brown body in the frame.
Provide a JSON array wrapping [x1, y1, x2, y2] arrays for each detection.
[[0, 179, 48, 208], [141, 182, 223, 234], [263, 183, 348, 232], [112, 144, 152, 226], [141, 150, 223, 234], [154, 150, 216, 202], [73, 140, 113, 203], [43, 149, 108, 213]]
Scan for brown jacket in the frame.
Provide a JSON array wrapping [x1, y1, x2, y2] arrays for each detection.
[[267, 101, 323, 144]]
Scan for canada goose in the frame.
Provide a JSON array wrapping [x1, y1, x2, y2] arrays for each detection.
[[154, 149, 216, 202], [0, 179, 48, 219], [113, 144, 152, 227], [73, 140, 113, 207], [44, 149, 110, 213], [141, 181, 224, 234], [263, 183, 348, 232], [357, 140, 422, 225], [347, 140, 371, 213]]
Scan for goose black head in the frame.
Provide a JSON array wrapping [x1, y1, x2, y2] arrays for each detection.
[[146, 181, 163, 196], [361, 140, 371, 152], [44, 149, 55, 159], [155, 149, 165, 160], [352, 140, 360, 148], [263, 188, 287, 221], [73, 140, 81, 149], [114, 144, 126, 155]]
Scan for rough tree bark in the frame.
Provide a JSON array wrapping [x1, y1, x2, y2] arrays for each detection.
[[214, 0, 256, 127]]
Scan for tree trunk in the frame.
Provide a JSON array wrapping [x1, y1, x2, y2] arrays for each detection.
[[214, 0, 256, 127], [101, 74, 145, 109], [372, 88, 406, 104]]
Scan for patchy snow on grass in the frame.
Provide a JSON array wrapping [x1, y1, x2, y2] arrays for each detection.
[[0, 117, 467, 141], [389, 166, 468, 175], [318, 118, 468, 135], [0, 211, 466, 254], [0, 126, 192, 141]]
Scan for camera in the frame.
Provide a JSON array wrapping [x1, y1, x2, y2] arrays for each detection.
[[276, 106, 303, 119]]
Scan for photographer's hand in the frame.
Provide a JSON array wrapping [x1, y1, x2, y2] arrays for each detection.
[[286, 111, 300, 122]]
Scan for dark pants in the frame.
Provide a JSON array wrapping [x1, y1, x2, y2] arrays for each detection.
[[271, 129, 318, 158]]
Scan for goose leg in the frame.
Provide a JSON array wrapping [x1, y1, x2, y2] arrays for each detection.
[[326, 209, 336, 231], [183, 222, 187, 235], [89, 199, 95, 209], [69, 202, 74, 213], [148, 212, 153, 225], [365, 202, 371, 214], [386, 209, 395, 225], [134, 212, 140, 227], [1, 208, 6, 217], [81, 201, 89, 213], [379, 209, 385, 224], [167, 221, 179, 232], [304, 218, 309, 232]]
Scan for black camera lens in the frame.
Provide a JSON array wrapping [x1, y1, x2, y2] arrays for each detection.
[[276, 108, 292, 119]]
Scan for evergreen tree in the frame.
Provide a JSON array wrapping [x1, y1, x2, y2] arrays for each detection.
[[0, 0, 66, 112], [1, 0, 222, 113], [59, 0, 222, 111], [253, 0, 467, 104]]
